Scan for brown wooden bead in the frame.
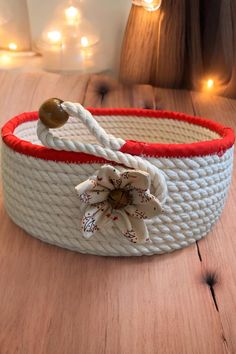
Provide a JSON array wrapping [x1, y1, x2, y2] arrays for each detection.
[[39, 98, 69, 128], [108, 189, 131, 210]]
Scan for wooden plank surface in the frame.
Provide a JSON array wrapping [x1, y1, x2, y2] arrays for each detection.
[[0, 72, 235, 354], [190, 92, 236, 353]]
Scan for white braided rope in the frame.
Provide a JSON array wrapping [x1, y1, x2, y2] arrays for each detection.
[[2, 139, 234, 256], [61, 102, 125, 150], [37, 102, 168, 202], [1, 105, 234, 256]]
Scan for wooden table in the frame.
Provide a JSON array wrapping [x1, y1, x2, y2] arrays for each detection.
[[0, 72, 235, 354]]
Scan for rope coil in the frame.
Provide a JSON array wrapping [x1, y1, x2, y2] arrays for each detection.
[[1, 106, 234, 256], [37, 101, 168, 203]]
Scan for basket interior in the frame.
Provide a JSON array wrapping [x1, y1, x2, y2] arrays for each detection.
[[14, 115, 221, 146]]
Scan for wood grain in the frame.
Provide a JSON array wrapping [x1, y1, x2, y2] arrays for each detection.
[[190, 91, 236, 353], [84, 74, 132, 108], [0, 72, 235, 354], [0, 71, 90, 125]]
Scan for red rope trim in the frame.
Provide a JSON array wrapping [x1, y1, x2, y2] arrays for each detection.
[[1, 109, 235, 163]]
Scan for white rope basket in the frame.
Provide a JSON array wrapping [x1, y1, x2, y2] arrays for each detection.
[[1, 101, 235, 256]]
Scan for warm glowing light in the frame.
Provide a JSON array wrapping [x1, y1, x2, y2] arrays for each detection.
[[65, 6, 80, 25], [0, 54, 11, 64], [202, 77, 218, 93], [207, 79, 214, 90], [144, 0, 162, 11], [80, 36, 89, 47], [65, 6, 79, 18], [8, 43, 17, 51], [132, 0, 162, 11], [47, 31, 62, 44]]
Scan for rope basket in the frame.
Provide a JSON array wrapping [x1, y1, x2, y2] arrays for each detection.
[[1, 100, 235, 256]]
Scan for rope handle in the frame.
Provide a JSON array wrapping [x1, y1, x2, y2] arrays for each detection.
[[61, 102, 125, 150], [37, 100, 167, 202]]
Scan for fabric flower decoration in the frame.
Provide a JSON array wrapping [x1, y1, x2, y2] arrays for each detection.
[[75, 165, 163, 244]]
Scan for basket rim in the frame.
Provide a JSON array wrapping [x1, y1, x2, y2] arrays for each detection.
[[1, 108, 235, 162]]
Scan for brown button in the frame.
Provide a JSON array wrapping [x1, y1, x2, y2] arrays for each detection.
[[39, 98, 69, 128], [108, 189, 131, 210]]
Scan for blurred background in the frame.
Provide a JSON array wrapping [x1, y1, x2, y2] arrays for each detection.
[[0, 0, 130, 73], [0, 0, 236, 98]]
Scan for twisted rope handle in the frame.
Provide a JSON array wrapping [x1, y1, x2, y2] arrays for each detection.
[[37, 101, 168, 202]]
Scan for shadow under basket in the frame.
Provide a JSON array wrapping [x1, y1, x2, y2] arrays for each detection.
[[1, 108, 235, 256]]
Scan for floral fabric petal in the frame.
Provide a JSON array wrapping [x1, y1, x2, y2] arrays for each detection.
[[76, 164, 164, 244], [75, 177, 109, 204], [129, 216, 150, 243], [112, 210, 136, 243], [80, 189, 110, 204], [81, 201, 111, 239], [120, 170, 151, 190], [75, 178, 97, 195], [96, 165, 122, 190], [76, 179, 109, 204], [113, 211, 149, 244], [113, 210, 132, 230], [124, 192, 162, 219]]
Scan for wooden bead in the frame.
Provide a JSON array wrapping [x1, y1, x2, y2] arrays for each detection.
[[108, 189, 131, 210], [39, 98, 69, 129]]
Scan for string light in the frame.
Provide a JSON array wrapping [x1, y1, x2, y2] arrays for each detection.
[[201, 77, 217, 93], [80, 36, 89, 47], [8, 42, 17, 51], [0, 53, 11, 65], [132, 0, 162, 11], [47, 31, 62, 44], [65, 6, 79, 18], [143, 0, 162, 11], [65, 6, 80, 25], [207, 79, 214, 90], [39, 1, 100, 71]]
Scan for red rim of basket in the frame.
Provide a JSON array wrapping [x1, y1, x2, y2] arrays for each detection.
[[1, 109, 235, 163]]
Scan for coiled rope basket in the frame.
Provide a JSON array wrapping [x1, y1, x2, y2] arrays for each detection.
[[1, 99, 235, 256]]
